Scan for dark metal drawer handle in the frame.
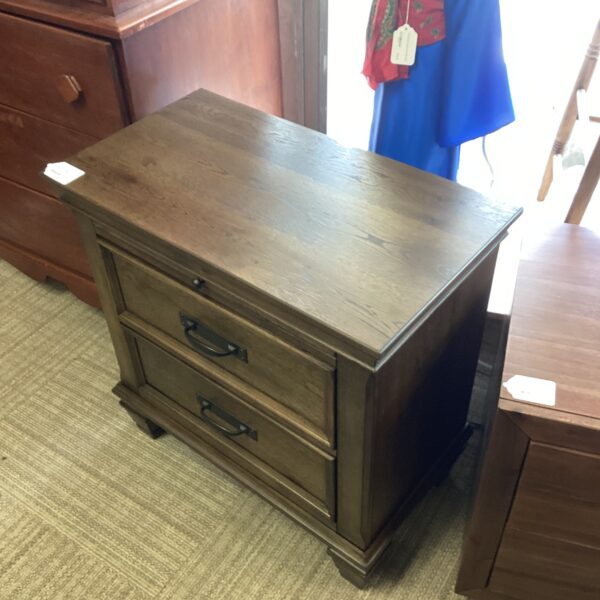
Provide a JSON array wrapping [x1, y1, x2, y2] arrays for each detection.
[[180, 313, 247, 362], [198, 397, 257, 440]]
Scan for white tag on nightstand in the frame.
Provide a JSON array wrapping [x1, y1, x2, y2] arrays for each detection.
[[44, 162, 85, 185], [503, 375, 556, 407], [391, 24, 418, 66]]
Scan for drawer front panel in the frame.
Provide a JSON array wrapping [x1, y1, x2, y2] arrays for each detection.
[[0, 12, 126, 138], [134, 335, 335, 516], [112, 250, 335, 444], [490, 528, 600, 600], [0, 176, 91, 276], [507, 442, 600, 549], [0, 106, 96, 197]]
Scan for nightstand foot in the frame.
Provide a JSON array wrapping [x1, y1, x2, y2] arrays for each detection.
[[328, 548, 369, 588], [120, 401, 165, 439]]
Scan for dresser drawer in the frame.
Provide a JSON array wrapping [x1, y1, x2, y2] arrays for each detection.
[[0, 176, 91, 276], [490, 528, 600, 600], [111, 250, 335, 445], [0, 105, 97, 197], [507, 443, 600, 549], [0, 12, 126, 138], [133, 334, 335, 520]]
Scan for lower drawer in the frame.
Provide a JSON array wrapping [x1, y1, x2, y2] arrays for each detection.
[[507, 443, 600, 549], [489, 528, 600, 600], [131, 333, 336, 521], [0, 176, 91, 276], [0, 104, 97, 197]]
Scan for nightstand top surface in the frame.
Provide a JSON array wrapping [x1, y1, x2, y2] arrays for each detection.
[[501, 224, 600, 421], [58, 90, 521, 361]]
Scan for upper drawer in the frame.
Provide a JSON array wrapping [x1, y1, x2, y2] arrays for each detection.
[[0, 12, 126, 137], [110, 249, 336, 447]]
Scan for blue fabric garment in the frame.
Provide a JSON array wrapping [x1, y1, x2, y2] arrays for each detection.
[[369, 0, 514, 180]]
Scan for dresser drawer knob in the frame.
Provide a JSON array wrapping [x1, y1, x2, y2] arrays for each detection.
[[180, 313, 248, 362], [57, 74, 83, 103], [199, 397, 257, 440]]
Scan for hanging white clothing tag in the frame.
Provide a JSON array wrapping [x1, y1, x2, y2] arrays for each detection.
[[390, 24, 418, 66]]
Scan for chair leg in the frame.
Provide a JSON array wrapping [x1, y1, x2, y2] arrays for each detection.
[[537, 20, 600, 202], [565, 135, 600, 224]]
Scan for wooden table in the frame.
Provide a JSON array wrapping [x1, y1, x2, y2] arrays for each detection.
[[456, 224, 600, 600], [49, 89, 521, 587]]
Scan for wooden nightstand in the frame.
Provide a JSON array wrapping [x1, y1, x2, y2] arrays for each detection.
[[456, 224, 600, 600], [49, 90, 521, 586]]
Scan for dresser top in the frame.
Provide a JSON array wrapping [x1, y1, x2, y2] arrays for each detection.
[[501, 224, 600, 421], [58, 90, 520, 363]]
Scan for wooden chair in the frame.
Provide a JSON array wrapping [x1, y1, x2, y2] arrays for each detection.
[[537, 20, 600, 224], [565, 133, 600, 224]]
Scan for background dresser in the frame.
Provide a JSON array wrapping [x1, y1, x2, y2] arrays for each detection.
[[0, 0, 282, 306], [50, 90, 521, 587], [456, 224, 600, 600]]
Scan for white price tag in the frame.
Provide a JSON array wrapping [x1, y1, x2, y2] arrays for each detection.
[[44, 162, 85, 185], [503, 375, 556, 407], [391, 24, 418, 66]]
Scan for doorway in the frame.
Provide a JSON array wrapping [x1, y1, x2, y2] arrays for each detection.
[[326, 0, 600, 229]]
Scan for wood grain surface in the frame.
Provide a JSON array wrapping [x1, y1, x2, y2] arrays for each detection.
[[0, 176, 91, 276], [501, 224, 600, 419], [507, 442, 600, 549], [57, 90, 521, 362], [119, 0, 282, 120], [489, 528, 600, 600]]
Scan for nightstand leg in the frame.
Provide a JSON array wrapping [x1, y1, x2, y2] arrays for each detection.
[[327, 549, 369, 588], [120, 401, 165, 439]]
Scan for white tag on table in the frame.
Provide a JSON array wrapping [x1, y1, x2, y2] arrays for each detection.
[[44, 162, 85, 185], [503, 375, 557, 407], [391, 24, 418, 66]]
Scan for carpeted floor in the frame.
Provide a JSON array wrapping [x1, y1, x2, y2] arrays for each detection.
[[0, 258, 491, 600]]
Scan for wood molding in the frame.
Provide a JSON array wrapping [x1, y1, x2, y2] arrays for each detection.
[[277, 0, 328, 132]]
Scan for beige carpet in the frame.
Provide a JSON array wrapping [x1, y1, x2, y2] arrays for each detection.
[[0, 258, 486, 600]]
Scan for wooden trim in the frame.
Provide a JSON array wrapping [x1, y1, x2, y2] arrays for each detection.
[[500, 400, 600, 456], [73, 212, 145, 388], [455, 410, 530, 595], [277, 0, 328, 131], [335, 355, 375, 549], [0, 235, 99, 306], [0, 0, 201, 38]]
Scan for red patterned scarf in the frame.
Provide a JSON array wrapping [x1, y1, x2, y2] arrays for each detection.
[[363, 0, 445, 89]]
